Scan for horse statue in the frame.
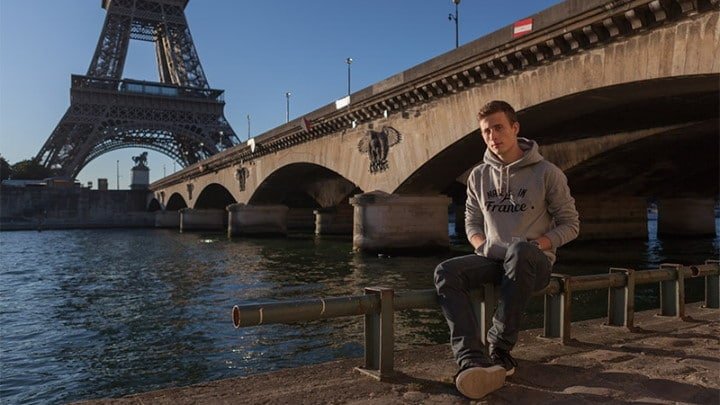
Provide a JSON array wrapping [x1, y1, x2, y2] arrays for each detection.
[[131, 152, 148, 168]]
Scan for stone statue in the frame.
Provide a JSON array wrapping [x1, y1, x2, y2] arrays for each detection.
[[357, 126, 402, 173], [131, 152, 148, 168]]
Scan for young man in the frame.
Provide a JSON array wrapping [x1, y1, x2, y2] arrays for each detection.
[[435, 100, 580, 399]]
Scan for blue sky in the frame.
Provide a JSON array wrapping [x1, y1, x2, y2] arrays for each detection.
[[0, 0, 561, 189]]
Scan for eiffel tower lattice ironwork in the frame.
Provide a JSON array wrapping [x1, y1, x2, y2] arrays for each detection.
[[35, 0, 240, 178]]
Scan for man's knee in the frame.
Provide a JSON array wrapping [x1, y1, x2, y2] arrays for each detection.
[[434, 260, 461, 289], [503, 242, 539, 281]]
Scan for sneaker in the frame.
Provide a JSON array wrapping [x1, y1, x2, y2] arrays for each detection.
[[490, 348, 518, 376], [454, 364, 506, 400]]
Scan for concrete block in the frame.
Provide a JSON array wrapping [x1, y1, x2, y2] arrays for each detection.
[[350, 191, 451, 253], [227, 204, 288, 236]]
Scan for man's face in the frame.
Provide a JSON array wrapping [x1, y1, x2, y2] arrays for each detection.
[[479, 111, 520, 158]]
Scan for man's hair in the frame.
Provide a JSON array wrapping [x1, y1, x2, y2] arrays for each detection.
[[478, 100, 518, 124]]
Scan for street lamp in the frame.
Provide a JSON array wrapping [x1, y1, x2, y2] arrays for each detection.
[[285, 92, 292, 123], [346, 57, 353, 96], [116, 159, 120, 190], [246, 114, 251, 140], [448, 0, 461, 49]]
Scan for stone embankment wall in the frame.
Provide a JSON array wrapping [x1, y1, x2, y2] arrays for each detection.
[[0, 185, 154, 230]]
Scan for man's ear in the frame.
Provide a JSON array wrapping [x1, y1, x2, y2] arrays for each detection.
[[513, 121, 520, 135]]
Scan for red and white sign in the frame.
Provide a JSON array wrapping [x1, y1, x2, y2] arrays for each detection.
[[513, 18, 533, 38]]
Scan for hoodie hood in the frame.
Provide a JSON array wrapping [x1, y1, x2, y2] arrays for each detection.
[[483, 138, 542, 206], [483, 137, 543, 169]]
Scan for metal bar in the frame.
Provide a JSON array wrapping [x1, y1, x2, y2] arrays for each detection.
[[356, 287, 394, 381], [705, 260, 719, 309], [659, 263, 685, 318], [543, 273, 572, 343], [232, 294, 378, 327], [607, 268, 635, 328], [394, 289, 437, 310], [481, 283, 497, 347], [470, 288, 484, 345]]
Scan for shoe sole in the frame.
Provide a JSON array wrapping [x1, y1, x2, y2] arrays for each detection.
[[455, 365, 506, 399]]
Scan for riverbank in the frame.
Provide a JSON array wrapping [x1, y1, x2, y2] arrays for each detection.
[[77, 303, 718, 404]]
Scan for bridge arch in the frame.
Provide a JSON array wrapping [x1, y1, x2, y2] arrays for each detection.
[[147, 198, 162, 212], [394, 74, 718, 199], [166, 193, 188, 211], [194, 183, 236, 209], [249, 162, 361, 209]]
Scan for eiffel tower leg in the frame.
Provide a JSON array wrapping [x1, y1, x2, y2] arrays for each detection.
[[87, 11, 132, 79]]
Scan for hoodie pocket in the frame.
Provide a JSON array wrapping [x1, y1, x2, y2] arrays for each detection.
[[479, 237, 508, 260]]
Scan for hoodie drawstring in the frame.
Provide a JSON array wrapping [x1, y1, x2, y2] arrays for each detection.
[[496, 166, 515, 206]]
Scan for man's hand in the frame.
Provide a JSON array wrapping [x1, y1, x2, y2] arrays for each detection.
[[532, 235, 553, 251], [469, 233, 486, 250]]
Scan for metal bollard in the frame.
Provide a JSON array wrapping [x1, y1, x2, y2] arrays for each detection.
[[607, 267, 635, 328], [659, 263, 685, 318], [543, 274, 572, 344], [704, 260, 719, 309], [355, 287, 394, 381]]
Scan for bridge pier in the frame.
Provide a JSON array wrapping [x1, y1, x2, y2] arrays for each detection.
[[155, 210, 180, 228], [658, 198, 716, 237], [349, 191, 451, 253], [180, 208, 226, 232], [575, 196, 648, 240], [314, 205, 354, 235], [227, 204, 289, 236], [287, 208, 316, 232]]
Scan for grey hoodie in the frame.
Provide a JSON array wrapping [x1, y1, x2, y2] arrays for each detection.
[[465, 138, 579, 265]]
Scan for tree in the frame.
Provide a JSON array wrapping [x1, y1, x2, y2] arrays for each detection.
[[10, 159, 54, 180], [0, 155, 12, 180]]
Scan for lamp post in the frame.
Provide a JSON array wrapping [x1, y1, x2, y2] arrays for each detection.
[[448, 0, 461, 49], [116, 159, 119, 190], [345, 57, 353, 96], [285, 92, 291, 123], [246, 114, 251, 140]]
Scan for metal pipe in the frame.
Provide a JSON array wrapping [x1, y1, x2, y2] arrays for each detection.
[[394, 289, 437, 310], [232, 294, 378, 328]]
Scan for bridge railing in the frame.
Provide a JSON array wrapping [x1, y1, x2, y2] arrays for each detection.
[[231, 260, 719, 380]]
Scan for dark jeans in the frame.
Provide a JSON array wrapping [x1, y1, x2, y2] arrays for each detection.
[[434, 241, 552, 368]]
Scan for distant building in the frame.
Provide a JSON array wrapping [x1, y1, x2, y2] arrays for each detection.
[[98, 178, 109, 191]]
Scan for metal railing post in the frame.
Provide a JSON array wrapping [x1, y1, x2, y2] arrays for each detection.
[[659, 263, 685, 318], [469, 283, 497, 347], [481, 283, 496, 347], [543, 274, 572, 343], [356, 287, 394, 380], [704, 260, 719, 309], [607, 267, 635, 328]]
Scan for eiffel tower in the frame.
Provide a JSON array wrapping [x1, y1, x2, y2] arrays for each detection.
[[35, 0, 239, 178]]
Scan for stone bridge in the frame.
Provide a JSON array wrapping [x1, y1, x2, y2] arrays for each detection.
[[148, 0, 719, 251]]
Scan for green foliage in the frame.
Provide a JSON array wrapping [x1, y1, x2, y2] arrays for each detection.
[[9, 159, 55, 180], [0, 155, 12, 180]]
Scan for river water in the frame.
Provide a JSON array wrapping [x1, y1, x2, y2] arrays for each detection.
[[1, 220, 718, 404]]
